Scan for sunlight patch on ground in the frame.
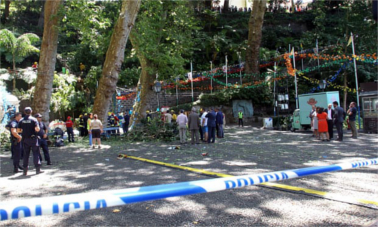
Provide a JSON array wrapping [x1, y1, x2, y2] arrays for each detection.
[[223, 160, 257, 166], [154, 197, 208, 216], [225, 207, 263, 218], [181, 160, 211, 166], [125, 181, 144, 186]]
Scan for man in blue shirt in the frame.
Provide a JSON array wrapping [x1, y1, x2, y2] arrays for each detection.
[[35, 113, 52, 165], [347, 102, 358, 139], [10, 112, 23, 173], [206, 108, 217, 143], [215, 107, 224, 138], [18, 107, 41, 175]]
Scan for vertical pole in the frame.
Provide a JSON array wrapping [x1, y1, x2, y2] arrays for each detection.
[[191, 61, 194, 103], [210, 61, 213, 94], [316, 39, 320, 68], [225, 55, 228, 88], [351, 32, 361, 129], [156, 93, 160, 111], [292, 47, 298, 109], [238, 52, 242, 85], [274, 61, 276, 117], [301, 45, 304, 71], [176, 76, 179, 107]]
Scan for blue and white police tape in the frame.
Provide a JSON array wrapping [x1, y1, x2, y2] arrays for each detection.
[[1, 158, 377, 221]]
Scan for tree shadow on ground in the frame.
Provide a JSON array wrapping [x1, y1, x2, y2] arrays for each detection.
[[0, 126, 377, 226]]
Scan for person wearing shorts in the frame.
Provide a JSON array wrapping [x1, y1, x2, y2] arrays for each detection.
[[201, 109, 208, 142], [90, 114, 103, 149]]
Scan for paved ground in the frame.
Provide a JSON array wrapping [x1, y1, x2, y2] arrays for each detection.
[[0, 125, 377, 226]]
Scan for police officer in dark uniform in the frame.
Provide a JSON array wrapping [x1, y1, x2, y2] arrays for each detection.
[[79, 115, 84, 137], [109, 113, 115, 134], [83, 113, 89, 136], [10, 112, 23, 173], [18, 107, 41, 175], [35, 113, 52, 165]]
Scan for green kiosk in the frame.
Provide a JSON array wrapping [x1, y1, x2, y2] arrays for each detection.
[[291, 91, 340, 131]]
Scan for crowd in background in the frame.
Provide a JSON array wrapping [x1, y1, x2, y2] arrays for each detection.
[[309, 101, 358, 142]]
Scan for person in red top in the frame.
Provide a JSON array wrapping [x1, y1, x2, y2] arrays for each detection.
[[317, 107, 329, 141], [113, 114, 120, 134], [65, 116, 75, 142]]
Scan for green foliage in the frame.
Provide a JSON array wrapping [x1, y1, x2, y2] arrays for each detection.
[[50, 73, 86, 115], [127, 115, 178, 142], [61, 1, 120, 65], [170, 103, 193, 113], [0, 124, 11, 150], [132, 0, 200, 79], [0, 29, 40, 64], [118, 67, 141, 87], [198, 85, 273, 107], [12, 87, 34, 100], [272, 116, 291, 129]]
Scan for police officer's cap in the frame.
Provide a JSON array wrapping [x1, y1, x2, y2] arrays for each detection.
[[34, 113, 42, 118], [24, 107, 32, 111]]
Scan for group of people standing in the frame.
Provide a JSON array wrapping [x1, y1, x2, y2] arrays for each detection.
[[67, 113, 107, 149], [169, 107, 225, 145], [8, 107, 52, 176], [310, 101, 358, 142]]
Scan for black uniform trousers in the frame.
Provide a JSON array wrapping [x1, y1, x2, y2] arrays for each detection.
[[38, 138, 51, 163], [10, 136, 14, 159], [199, 126, 203, 140], [79, 127, 85, 137], [238, 118, 243, 127], [23, 138, 41, 168], [67, 127, 74, 142], [327, 119, 334, 139], [123, 123, 129, 134], [12, 141, 22, 168]]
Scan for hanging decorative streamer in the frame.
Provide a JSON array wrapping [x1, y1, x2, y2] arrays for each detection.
[[301, 61, 354, 93], [116, 54, 377, 99]]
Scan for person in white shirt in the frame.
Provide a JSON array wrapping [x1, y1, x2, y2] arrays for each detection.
[[201, 109, 208, 142], [164, 110, 172, 125], [176, 110, 188, 144], [90, 114, 103, 149]]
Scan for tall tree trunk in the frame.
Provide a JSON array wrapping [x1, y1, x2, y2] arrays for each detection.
[[32, 0, 62, 124], [129, 31, 157, 127], [93, 0, 141, 123], [129, 55, 156, 127], [245, 0, 267, 76], [1, 0, 11, 23]]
